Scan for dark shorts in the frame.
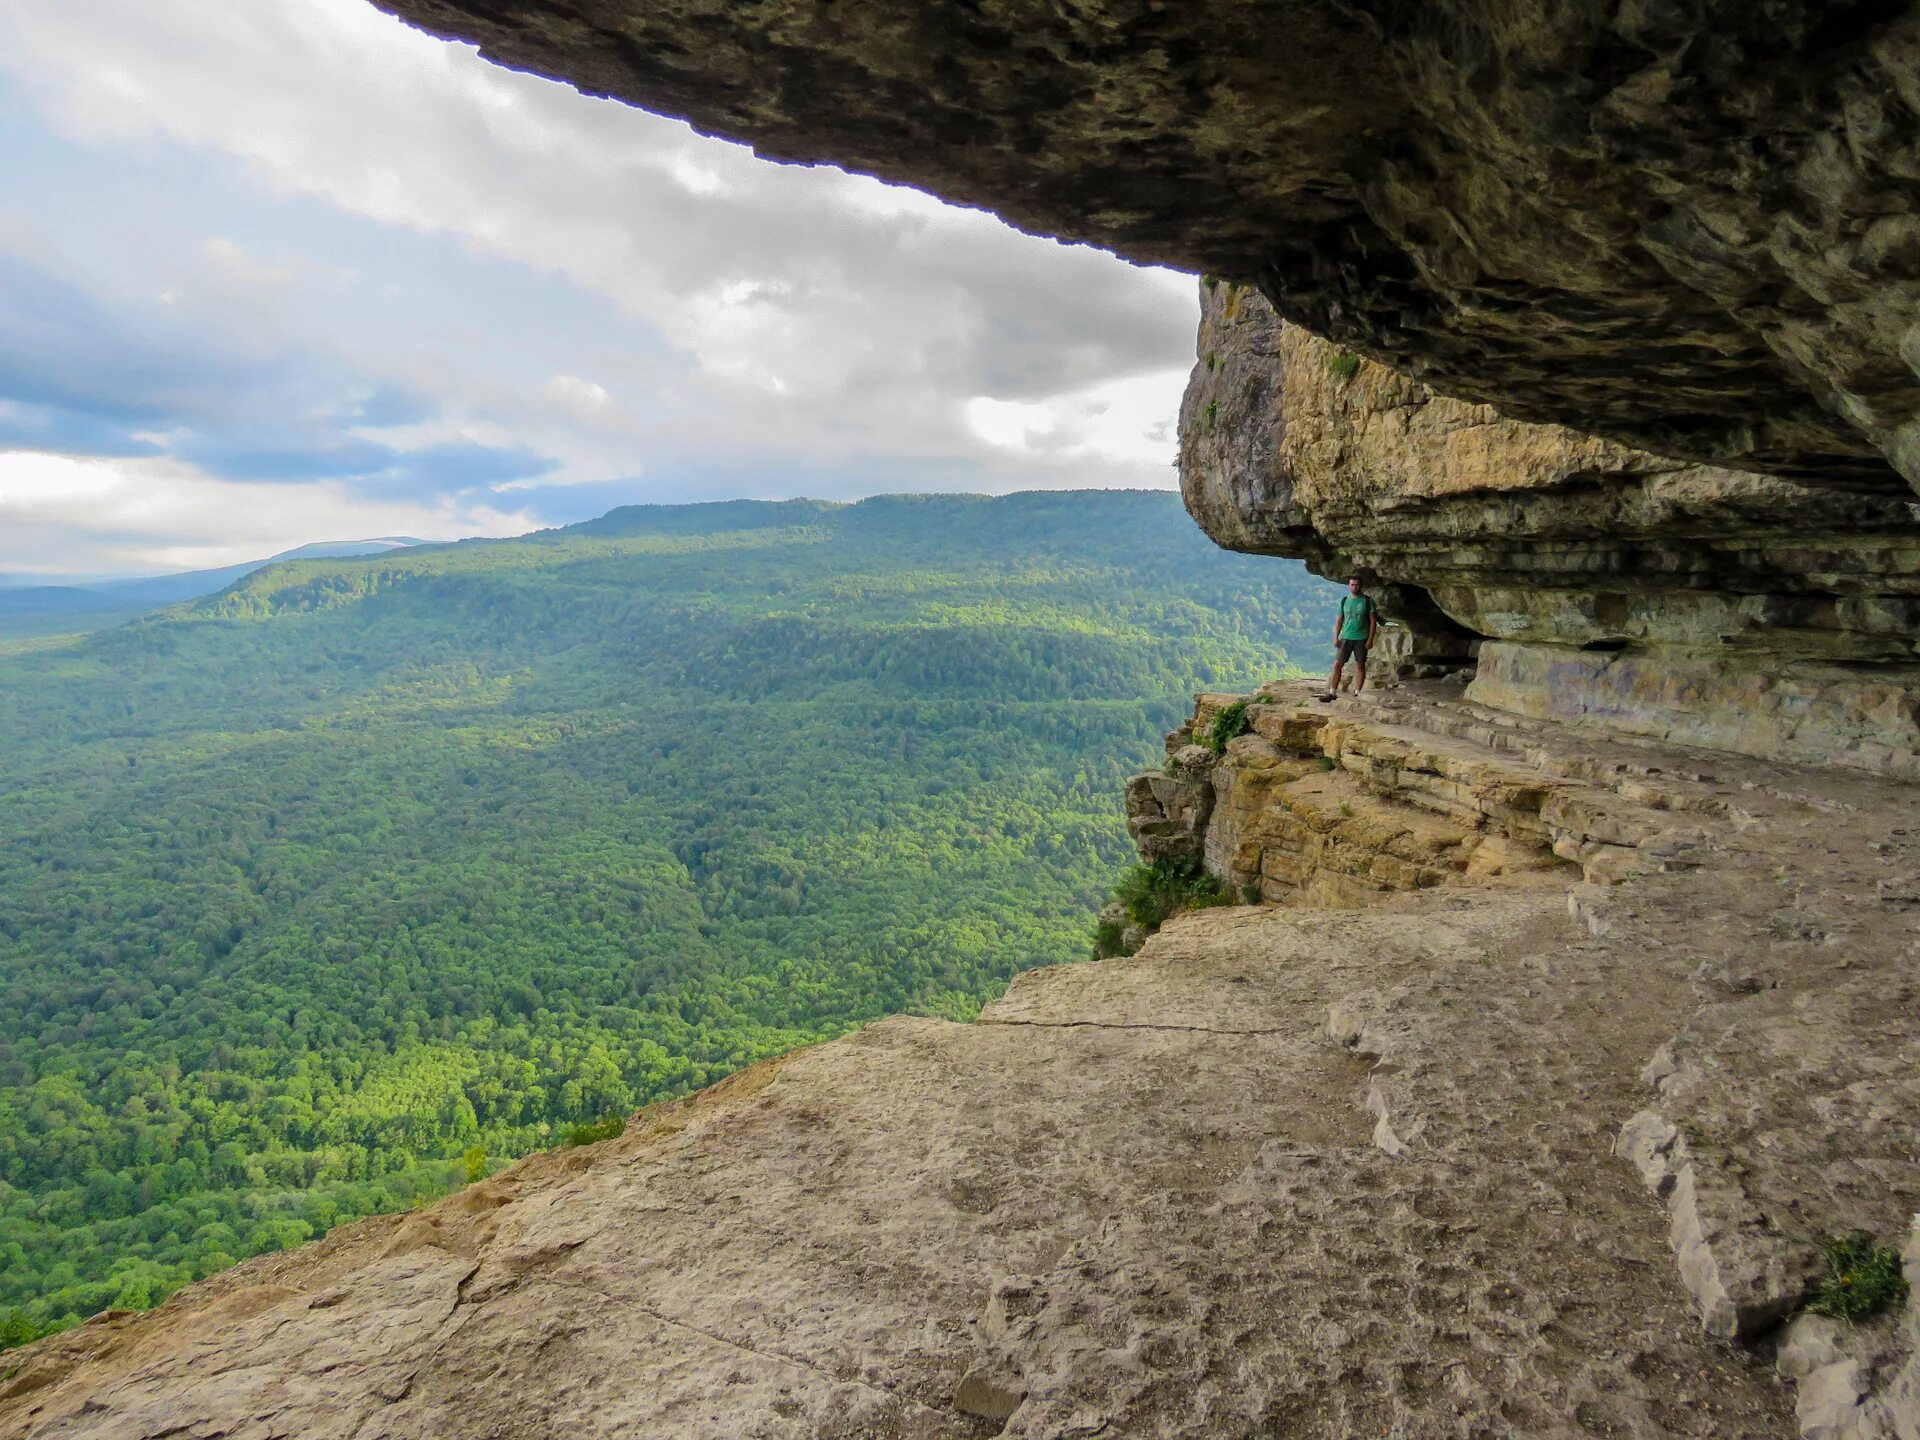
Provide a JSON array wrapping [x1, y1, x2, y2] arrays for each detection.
[[1337, 637, 1369, 663]]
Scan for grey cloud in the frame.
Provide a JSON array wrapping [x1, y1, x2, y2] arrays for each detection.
[[0, 254, 257, 424], [3, 0, 1195, 457], [0, 250, 555, 495]]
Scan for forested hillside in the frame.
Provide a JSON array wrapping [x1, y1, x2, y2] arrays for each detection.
[[0, 490, 1335, 1346]]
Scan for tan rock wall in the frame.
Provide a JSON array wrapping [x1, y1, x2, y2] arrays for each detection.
[[1122, 686, 1661, 912], [1179, 282, 1920, 777]]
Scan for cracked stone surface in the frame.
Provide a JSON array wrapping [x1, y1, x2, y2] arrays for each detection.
[[375, 0, 1920, 490], [6, 690, 1915, 1438], [0, 892, 1797, 1439]]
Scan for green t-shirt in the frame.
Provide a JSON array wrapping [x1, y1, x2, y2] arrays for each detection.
[[1338, 594, 1375, 641]]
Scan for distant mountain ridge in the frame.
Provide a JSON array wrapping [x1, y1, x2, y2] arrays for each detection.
[[0, 488, 1336, 1345], [0, 538, 425, 641]]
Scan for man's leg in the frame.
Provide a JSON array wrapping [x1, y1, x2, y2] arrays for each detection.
[[1353, 655, 1367, 694], [1322, 651, 1345, 699]]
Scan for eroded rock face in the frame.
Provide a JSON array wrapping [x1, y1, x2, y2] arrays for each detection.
[[376, 0, 1920, 489], [1181, 283, 1920, 776], [1126, 682, 1727, 912]]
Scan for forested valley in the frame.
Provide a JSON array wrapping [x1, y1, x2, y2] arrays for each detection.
[[0, 490, 1335, 1347]]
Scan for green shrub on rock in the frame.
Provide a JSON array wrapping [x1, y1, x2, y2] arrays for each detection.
[[1113, 855, 1226, 930], [1807, 1234, 1909, 1320], [1207, 699, 1254, 755], [561, 1115, 628, 1148], [1092, 914, 1128, 960]]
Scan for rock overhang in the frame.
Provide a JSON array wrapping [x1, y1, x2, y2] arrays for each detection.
[[1181, 280, 1920, 776], [375, 0, 1920, 491]]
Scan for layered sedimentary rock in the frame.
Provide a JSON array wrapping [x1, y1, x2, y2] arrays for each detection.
[[1125, 681, 1728, 915], [376, 0, 1920, 491], [1181, 283, 1920, 776]]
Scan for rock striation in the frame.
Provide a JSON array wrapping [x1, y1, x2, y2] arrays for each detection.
[[1127, 682, 1696, 908], [1181, 283, 1920, 778], [374, 0, 1920, 492]]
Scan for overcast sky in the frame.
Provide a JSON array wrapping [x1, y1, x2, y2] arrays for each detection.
[[0, 0, 1198, 577]]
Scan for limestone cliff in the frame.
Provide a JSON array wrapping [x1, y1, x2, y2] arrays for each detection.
[[1181, 282, 1920, 778], [6, 8, 1918, 1437]]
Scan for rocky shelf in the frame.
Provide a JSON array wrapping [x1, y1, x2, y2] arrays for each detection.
[[7, 684, 1915, 1439]]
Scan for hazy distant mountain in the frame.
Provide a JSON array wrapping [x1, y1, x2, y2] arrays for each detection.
[[0, 538, 425, 640]]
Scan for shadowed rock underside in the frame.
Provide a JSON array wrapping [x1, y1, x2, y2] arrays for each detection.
[[373, 0, 1920, 491]]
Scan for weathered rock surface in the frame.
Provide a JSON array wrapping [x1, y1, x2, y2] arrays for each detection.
[[9, 687, 1916, 1439], [1130, 681, 1705, 908], [376, 0, 1920, 491], [1181, 283, 1920, 777]]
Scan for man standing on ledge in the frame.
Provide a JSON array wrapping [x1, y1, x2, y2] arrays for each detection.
[[1318, 576, 1377, 702]]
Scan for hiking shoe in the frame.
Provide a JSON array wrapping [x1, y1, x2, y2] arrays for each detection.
[[1316, 692, 1336, 703]]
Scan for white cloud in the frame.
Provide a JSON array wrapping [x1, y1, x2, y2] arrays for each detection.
[[967, 368, 1188, 470], [0, 450, 531, 572], [0, 451, 122, 507], [0, 0, 1200, 568], [542, 375, 614, 419], [967, 397, 1057, 452]]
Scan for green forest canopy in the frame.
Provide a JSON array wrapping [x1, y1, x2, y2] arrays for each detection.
[[0, 490, 1337, 1347]]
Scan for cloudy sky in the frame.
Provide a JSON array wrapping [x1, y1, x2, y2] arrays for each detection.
[[0, 0, 1199, 577]]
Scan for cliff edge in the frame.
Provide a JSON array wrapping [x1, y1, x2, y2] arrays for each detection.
[[6, 686, 1916, 1439]]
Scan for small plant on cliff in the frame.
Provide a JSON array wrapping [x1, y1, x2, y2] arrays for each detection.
[[1203, 399, 1219, 430], [1202, 274, 1219, 292], [1807, 1234, 1909, 1321], [1113, 855, 1226, 929], [1328, 352, 1362, 382], [1092, 914, 1128, 960], [561, 1113, 628, 1148], [0, 1307, 69, 1359], [1206, 699, 1255, 755]]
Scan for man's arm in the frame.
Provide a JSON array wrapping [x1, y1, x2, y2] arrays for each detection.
[[1368, 601, 1378, 645]]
